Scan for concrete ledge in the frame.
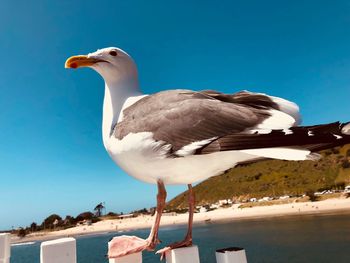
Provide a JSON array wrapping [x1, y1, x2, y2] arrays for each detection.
[[40, 237, 76, 263], [216, 247, 247, 263], [0, 233, 10, 263], [165, 246, 200, 263]]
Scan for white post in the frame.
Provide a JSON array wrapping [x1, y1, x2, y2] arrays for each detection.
[[107, 241, 142, 263], [0, 233, 10, 263], [108, 253, 142, 263], [216, 247, 247, 263], [40, 237, 76, 263], [165, 246, 200, 263]]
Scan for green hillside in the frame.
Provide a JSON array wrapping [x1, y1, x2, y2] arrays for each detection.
[[167, 145, 350, 209]]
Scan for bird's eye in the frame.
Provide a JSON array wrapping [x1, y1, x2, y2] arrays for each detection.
[[109, 50, 118, 56]]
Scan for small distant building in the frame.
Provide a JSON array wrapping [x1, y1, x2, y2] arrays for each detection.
[[199, 207, 207, 213], [344, 185, 350, 193], [76, 219, 92, 226], [279, 195, 290, 200], [258, 197, 273, 202], [218, 199, 229, 206], [315, 190, 327, 196], [262, 196, 273, 201], [117, 214, 134, 219], [210, 204, 219, 209], [163, 212, 177, 216], [249, 198, 257, 202]]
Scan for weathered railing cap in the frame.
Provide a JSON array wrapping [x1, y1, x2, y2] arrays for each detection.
[[216, 247, 245, 253], [216, 246, 247, 263], [0, 233, 11, 260]]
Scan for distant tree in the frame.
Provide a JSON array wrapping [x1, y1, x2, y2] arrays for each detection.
[[131, 208, 149, 215], [17, 228, 26, 238], [42, 214, 62, 229], [332, 147, 340, 154], [94, 202, 105, 217], [140, 208, 148, 214], [341, 159, 350, 169], [324, 150, 332, 156], [305, 190, 317, 202], [106, 212, 119, 217], [30, 222, 37, 232], [334, 181, 345, 190], [75, 211, 100, 223], [63, 215, 76, 226], [76, 211, 94, 221], [149, 208, 156, 216]]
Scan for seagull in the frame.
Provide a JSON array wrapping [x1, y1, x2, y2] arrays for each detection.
[[65, 47, 350, 259]]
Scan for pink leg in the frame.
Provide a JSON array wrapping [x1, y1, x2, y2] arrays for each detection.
[[156, 184, 195, 259], [146, 180, 167, 249], [108, 180, 167, 258]]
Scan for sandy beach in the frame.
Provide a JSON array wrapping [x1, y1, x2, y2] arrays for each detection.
[[11, 197, 350, 244]]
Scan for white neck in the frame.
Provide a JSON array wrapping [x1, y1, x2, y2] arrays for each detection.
[[102, 79, 142, 148]]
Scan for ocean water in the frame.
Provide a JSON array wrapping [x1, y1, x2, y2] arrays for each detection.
[[11, 212, 350, 263]]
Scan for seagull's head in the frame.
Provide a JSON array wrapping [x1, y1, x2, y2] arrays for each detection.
[[65, 47, 138, 85]]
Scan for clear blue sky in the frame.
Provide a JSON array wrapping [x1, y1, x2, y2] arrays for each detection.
[[1, 0, 350, 230]]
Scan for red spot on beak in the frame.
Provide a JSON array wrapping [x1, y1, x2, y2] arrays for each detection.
[[71, 62, 78, 69]]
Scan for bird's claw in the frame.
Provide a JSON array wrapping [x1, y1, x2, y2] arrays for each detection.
[[155, 239, 193, 260], [156, 246, 171, 260], [108, 235, 158, 258]]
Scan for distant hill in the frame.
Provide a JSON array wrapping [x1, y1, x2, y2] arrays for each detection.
[[166, 144, 350, 209]]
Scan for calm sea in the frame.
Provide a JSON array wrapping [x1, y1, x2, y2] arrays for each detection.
[[11, 212, 350, 263]]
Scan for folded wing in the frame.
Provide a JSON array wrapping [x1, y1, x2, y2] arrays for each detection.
[[114, 89, 301, 156]]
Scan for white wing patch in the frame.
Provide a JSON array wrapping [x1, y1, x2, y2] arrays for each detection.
[[175, 137, 218, 156], [107, 132, 171, 157], [283, 129, 293, 135], [245, 93, 300, 134], [248, 129, 272, 134], [333, 134, 342, 139], [255, 109, 297, 130], [269, 96, 301, 125], [342, 123, 350, 135]]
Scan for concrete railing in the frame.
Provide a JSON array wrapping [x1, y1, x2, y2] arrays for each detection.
[[0, 233, 10, 263], [40, 238, 76, 263], [1, 234, 247, 263]]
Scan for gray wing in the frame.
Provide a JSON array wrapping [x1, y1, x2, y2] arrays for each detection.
[[114, 90, 277, 154], [114, 89, 350, 159]]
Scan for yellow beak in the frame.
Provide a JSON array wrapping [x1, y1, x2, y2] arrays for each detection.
[[65, 55, 104, 69]]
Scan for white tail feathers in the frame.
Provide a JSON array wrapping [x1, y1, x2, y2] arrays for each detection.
[[239, 147, 318, 161], [341, 123, 350, 135]]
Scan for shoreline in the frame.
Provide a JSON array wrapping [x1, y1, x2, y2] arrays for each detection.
[[11, 197, 350, 244]]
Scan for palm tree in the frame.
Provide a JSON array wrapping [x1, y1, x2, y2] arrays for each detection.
[[94, 202, 105, 217]]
